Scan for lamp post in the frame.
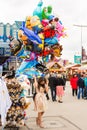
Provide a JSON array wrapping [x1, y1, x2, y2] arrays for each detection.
[[73, 24, 87, 64]]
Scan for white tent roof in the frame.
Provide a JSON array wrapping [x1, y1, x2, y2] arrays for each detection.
[[78, 64, 87, 70]]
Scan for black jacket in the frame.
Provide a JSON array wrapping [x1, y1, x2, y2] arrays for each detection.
[[48, 76, 57, 88], [56, 77, 65, 86], [77, 77, 85, 88]]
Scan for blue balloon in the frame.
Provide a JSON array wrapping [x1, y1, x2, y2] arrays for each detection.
[[23, 70, 43, 78], [16, 48, 25, 57], [48, 15, 54, 21], [42, 55, 49, 62], [20, 26, 42, 44], [33, 0, 43, 20], [45, 37, 58, 45], [16, 60, 38, 74]]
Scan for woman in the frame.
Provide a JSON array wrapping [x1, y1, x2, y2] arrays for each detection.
[[70, 74, 78, 96], [33, 76, 48, 128], [56, 74, 65, 103]]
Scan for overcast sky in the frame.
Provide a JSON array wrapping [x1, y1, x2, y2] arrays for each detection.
[[0, 0, 87, 63]]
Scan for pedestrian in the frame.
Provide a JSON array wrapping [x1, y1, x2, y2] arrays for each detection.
[[33, 76, 48, 128], [70, 74, 78, 96], [56, 74, 65, 103], [48, 73, 57, 101], [83, 73, 87, 99], [77, 74, 85, 99], [62, 72, 67, 90]]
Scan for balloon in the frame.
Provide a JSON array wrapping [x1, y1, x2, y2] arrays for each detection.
[[35, 63, 48, 73], [23, 69, 43, 78], [54, 20, 67, 39], [45, 37, 58, 46], [56, 22, 64, 32], [47, 6, 53, 19], [16, 67, 45, 79], [32, 26, 42, 34], [33, 43, 42, 54], [24, 52, 36, 61], [42, 7, 48, 19], [48, 15, 54, 21], [9, 37, 23, 55], [12, 0, 66, 79], [42, 55, 49, 63], [16, 60, 38, 75], [48, 6, 52, 14], [18, 30, 30, 45], [51, 43, 63, 57], [25, 16, 32, 30], [43, 28, 55, 38], [42, 6, 53, 20], [16, 48, 25, 57], [41, 19, 49, 27], [26, 16, 43, 34], [20, 26, 42, 44], [30, 16, 42, 27], [16, 49, 36, 61], [39, 49, 51, 57], [33, 0, 43, 20]]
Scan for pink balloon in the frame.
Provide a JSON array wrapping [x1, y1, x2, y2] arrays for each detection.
[[56, 22, 64, 33], [41, 19, 49, 27], [55, 21, 66, 40], [25, 52, 36, 61]]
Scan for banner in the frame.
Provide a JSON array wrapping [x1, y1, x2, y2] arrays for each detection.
[[74, 55, 81, 64]]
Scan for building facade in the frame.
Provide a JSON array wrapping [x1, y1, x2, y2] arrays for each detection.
[[0, 21, 23, 72]]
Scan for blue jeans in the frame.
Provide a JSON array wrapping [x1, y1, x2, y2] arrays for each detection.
[[84, 87, 87, 98], [77, 88, 84, 99]]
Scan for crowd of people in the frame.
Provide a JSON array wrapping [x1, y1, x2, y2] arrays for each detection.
[[70, 72, 87, 99], [32, 71, 87, 128]]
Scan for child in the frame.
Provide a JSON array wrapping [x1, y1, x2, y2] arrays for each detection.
[[34, 77, 48, 128]]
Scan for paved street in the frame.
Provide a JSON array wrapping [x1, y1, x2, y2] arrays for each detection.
[[25, 81, 87, 130], [1, 81, 87, 130]]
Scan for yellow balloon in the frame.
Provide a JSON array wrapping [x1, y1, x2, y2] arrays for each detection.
[[38, 33, 44, 50]]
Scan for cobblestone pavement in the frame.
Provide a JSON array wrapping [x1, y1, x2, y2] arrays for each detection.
[[0, 115, 82, 130], [23, 116, 81, 130]]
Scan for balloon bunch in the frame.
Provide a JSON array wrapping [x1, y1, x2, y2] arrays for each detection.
[[6, 78, 30, 127], [9, 0, 66, 78]]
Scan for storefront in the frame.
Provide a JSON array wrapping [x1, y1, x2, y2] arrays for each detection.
[[46, 61, 65, 73], [65, 64, 81, 80]]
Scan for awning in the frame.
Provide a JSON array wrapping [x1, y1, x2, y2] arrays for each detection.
[[78, 65, 87, 70]]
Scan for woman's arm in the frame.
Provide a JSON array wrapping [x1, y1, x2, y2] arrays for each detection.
[[33, 76, 39, 93], [45, 78, 49, 93]]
